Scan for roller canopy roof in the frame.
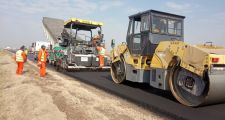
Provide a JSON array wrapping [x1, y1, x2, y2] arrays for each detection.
[[129, 9, 185, 19]]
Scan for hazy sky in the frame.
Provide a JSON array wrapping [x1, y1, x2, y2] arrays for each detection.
[[0, 0, 225, 50]]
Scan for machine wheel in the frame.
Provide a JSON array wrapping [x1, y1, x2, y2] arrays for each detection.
[[49, 60, 53, 65], [55, 59, 62, 71], [169, 66, 207, 106], [110, 57, 126, 84], [53, 61, 56, 66], [61, 57, 69, 71], [56, 64, 60, 71]]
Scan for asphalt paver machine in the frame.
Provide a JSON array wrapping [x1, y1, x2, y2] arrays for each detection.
[[43, 17, 110, 71]]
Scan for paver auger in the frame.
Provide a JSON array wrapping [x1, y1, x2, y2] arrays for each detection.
[[110, 10, 225, 106]]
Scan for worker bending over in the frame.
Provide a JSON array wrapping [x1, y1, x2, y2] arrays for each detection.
[[38, 45, 48, 77], [96, 43, 105, 68], [15, 46, 27, 75]]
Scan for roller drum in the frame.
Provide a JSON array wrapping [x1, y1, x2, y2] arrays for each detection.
[[170, 67, 225, 107], [203, 73, 225, 105]]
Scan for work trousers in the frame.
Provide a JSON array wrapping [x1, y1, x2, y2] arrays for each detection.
[[99, 55, 104, 67], [40, 62, 46, 77], [16, 62, 24, 75]]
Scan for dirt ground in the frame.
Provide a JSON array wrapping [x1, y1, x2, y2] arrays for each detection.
[[0, 50, 166, 120]]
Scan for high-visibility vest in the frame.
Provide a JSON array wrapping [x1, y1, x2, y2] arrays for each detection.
[[40, 50, 46, 62], [98, 47, 105, 55], [16, 50, 24, 62]]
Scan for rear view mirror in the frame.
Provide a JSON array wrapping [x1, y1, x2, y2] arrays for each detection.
[[111, 39, 115, 48]]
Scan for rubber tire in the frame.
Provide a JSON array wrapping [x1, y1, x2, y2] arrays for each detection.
[[55, 60, 62, 71], [61, 58, 69, 72], [169, 66, 193, 106], [110, 57, 126, 84], [49, 60, 51, 65]]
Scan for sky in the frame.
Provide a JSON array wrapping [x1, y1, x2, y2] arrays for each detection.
[[0, 0, 225, 50]]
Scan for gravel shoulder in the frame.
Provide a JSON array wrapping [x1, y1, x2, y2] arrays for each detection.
[[0, 50, 167, 120]]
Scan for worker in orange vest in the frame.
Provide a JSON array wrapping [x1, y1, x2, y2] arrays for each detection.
[[15, 46, 27, 75], [96, 43, 105, 68], [92, 30, 102, 47], [38, 45, 48, 77]]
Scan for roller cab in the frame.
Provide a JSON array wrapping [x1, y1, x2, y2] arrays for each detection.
[[111, 10, 185, 86]]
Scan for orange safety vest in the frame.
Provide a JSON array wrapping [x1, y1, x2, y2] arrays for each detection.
[[16, 50, 24, 62], [38, 49, 47, 62], [97, 47, 105, 56]]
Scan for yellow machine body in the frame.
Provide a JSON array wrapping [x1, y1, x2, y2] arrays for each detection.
[[111, 41, 225, 77], [110, 10, 225, 106]]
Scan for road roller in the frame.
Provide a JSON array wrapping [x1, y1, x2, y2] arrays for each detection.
[[110, 10, 225, 107]]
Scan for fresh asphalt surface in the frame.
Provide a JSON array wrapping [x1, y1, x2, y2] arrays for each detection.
[[19, 52, 225, 120]]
